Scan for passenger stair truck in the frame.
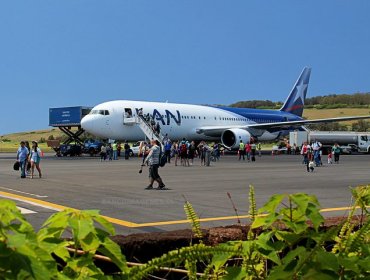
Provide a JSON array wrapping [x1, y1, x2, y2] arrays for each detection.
[[289, 131, 370, 153], [123, 115, 165, 146]]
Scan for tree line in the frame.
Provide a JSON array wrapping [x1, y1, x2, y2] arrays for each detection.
[[230, 92, 370, 109]]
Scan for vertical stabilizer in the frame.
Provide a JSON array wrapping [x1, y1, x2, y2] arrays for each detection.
[[280, 67, 311, 117]]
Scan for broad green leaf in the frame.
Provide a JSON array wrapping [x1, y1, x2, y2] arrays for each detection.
[[97, 237, 129, 273], [290, 193, 310, 212], [306, 204, 324, 231], [316, 251, 339, 271], [53, 246, 71, 262], [252, 212, 279, 229], [258, 194, 286, 214], [68, 215, 94, 241], [80, 232, 100, 252], [281, 246, 307, 265], [91, 214, 115, 236], [223, 266, 248, 280], [275, 231, 302, 245], [302, 269, 338, 280], [268, 265, 297, 280], [337, 255, 361, 274], [251, 216, 268, 229], [41, 209, 73, 228]]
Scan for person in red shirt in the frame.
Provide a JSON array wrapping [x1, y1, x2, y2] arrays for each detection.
[[245, 142, 252, 162]]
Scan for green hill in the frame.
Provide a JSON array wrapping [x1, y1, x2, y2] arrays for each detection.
[[230, 92, 370, 109], [1, 128, 68, 153]]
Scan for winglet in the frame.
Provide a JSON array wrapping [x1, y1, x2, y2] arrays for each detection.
[[280, 67, 311, 117]]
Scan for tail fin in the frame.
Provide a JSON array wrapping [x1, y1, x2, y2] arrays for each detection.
[[280, 67, 311, 117]]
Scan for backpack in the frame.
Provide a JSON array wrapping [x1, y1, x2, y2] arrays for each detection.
[[302, 145, 307, 154], [159, 147, 167, 167], [180, 143, 187, 153]]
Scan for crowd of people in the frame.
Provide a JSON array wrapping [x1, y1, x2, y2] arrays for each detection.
[[238, 140, 261, 161], [14, 118, 347, 182], [138, 138, 224, 167], [99, 141, 131, 161], [300, 140, 342, 172]]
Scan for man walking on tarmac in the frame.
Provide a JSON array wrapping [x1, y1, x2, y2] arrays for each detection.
[[144, 139, 166, 190], [257, 142, 262, 157], [238, 140, 245, 160], [112, 142, 118, 160]]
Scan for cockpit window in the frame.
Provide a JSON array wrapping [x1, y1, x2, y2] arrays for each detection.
[[90, 110, 110, 115]]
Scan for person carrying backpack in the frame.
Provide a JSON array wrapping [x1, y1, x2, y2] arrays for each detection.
[[144, 139, 166, 190], [180, 138, 189, 166]]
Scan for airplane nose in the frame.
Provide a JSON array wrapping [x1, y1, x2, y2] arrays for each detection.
[[81, 115, 93, 133]]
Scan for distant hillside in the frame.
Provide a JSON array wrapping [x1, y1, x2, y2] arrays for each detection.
[[230, 92, 370, 109], [305, 93, 370, 107], [0, 129, 63, 153], [1, 128, 65, 143]]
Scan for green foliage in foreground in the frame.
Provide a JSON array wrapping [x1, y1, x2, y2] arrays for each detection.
[[0, 186, 369, 279]]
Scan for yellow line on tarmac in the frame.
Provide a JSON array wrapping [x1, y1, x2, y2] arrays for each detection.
[[101, 215, 138, 227], [0, 191, 138, 227], [135, 206, 370, 227], [320, 206, 362, 213], [135, 214, 260, 227], [0, 190, 368, 229], [0, 191, 70, 212]]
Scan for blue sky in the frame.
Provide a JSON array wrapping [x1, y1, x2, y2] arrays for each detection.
[[1, 1, 370, 134]]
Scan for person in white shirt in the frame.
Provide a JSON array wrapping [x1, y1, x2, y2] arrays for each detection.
[[144, 140, 165, 190], [29, 141, 42, 178]]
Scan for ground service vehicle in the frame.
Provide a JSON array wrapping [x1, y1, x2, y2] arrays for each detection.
[[289, 131, 370, 153], [59, 144, 82, 157], [83, 139, 103, 156]]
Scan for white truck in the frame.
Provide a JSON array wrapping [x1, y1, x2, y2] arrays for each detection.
[[289, 131, 370, 153]]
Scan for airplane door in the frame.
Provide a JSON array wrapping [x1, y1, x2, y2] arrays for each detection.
[[123, 108, 135, 125]]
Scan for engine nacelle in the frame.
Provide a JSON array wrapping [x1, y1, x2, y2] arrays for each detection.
[[221, 129, 252, 149]]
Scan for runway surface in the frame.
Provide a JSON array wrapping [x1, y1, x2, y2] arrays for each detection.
[[0, 153, 369, 235]]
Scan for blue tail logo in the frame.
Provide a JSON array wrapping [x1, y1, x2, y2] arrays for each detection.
[[280, 67, 311, 117]]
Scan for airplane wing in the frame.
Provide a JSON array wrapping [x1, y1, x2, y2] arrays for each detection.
[[196, 115, 370, 136], [196, 125, 243, 136]]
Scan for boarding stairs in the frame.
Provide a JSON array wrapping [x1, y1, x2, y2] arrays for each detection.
[[124, 115, 164, 144]]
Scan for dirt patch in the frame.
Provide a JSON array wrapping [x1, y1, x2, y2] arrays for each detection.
[[111, 215, 364, 262]]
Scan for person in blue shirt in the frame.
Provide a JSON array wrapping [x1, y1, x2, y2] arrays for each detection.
[[16, 141, 29, 178], [164, 140, 172, 163]]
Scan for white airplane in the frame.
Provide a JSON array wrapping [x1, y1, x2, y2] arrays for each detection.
[[81, 67, 370, 148]]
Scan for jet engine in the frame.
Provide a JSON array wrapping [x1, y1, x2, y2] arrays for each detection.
[[221, 129, 252, 149]]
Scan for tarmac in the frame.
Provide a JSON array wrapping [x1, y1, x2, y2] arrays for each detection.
[[0, 152, 369, 235]]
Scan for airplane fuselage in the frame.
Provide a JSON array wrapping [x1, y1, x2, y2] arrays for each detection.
[[81, 100, 302, 142]]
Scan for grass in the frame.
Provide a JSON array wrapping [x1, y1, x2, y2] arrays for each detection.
[[1, 108, 369, 153], [303, 108, 370, 120], [0, 142, 53, 153], [0, 128, 66, 153]]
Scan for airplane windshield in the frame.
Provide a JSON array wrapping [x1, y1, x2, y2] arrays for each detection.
[[90, 110, 110, 116]]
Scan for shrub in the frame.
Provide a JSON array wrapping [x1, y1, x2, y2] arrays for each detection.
[[0, 186, 368, 278]]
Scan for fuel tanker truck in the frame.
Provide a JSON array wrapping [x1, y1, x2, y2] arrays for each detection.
[[289, 131, 370, 154]]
